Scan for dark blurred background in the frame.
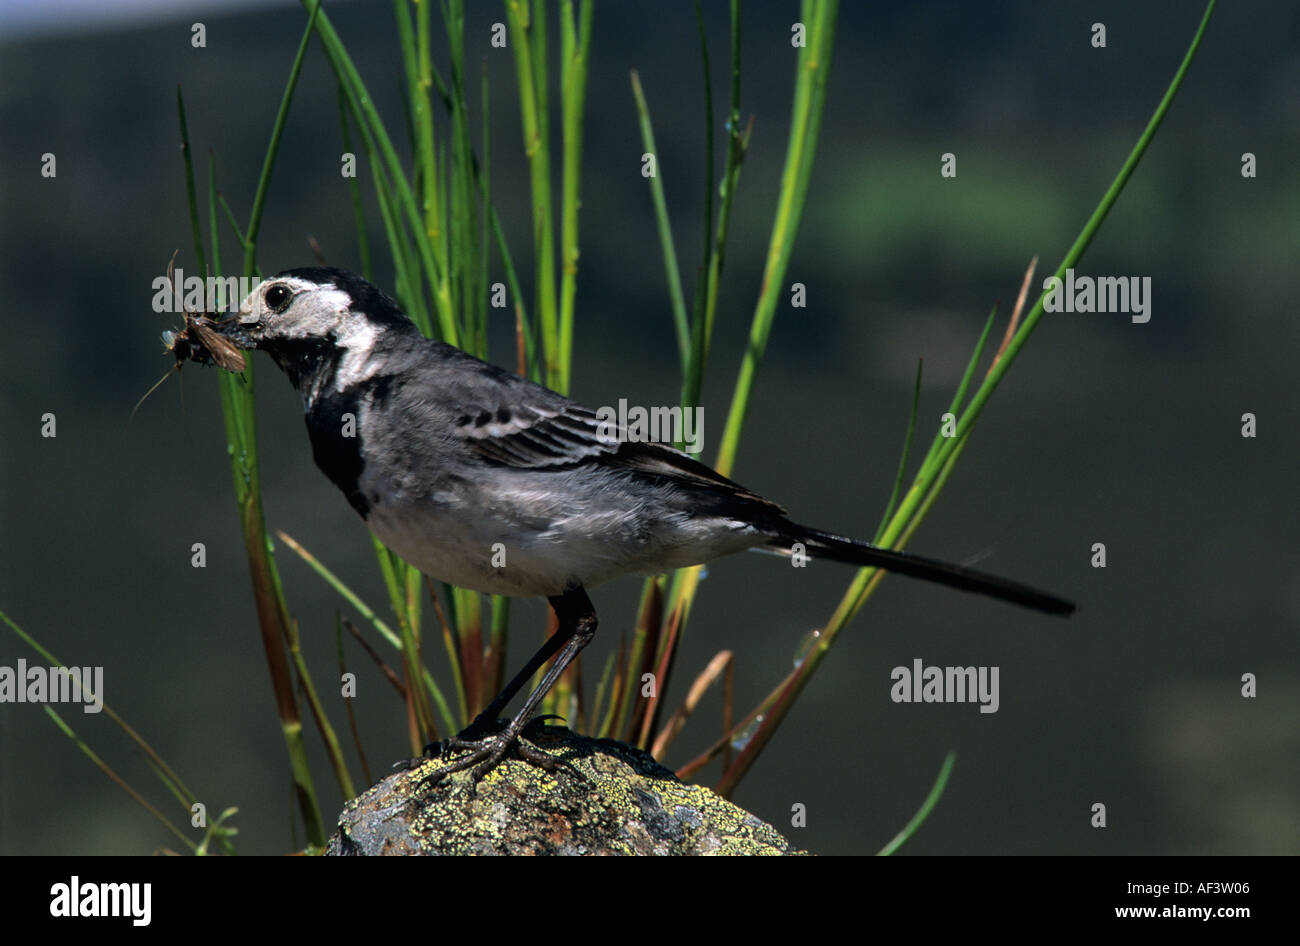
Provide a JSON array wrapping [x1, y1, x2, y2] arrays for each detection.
[[1, 0, 1296, 856]]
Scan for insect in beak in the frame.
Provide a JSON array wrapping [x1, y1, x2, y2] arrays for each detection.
[[176, 314, 247, 372], [134, 252, 250, 416], [132, 313, 248, 417]]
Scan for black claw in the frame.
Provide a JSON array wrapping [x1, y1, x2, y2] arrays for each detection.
[[410, 724, 566, 790]]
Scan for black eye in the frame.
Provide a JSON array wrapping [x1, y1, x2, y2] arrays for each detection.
[[265, 284, 293, 312]]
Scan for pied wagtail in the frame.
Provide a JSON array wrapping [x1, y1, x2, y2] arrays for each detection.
[[213, 267, 1074, 782]]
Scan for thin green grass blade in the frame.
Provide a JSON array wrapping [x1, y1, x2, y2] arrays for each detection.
[[176, 86, 207, 279], [336, 614, 375, 786], [337, 82, 373, 279], [42, 705, 197, 853], [630, 69, 691, 371], [916, 305, 997, 481], [713, 0, 838, 478], [504, 0, 560, 388], [877, 752, 957, 855], [558, 0, 594, 384], [873, 359, 923, 542], [284, 618, 357, 799], [244, 0, 322, 273], [216, 194, 250, 253]]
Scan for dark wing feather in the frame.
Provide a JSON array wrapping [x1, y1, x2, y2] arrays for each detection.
[[458, 402, 618, 468], [432, 342, 786, 519], [456, 389, 787, 520], [606, 441, 785, 517]]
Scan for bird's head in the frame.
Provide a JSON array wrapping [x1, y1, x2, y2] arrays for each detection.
[[217, 267, 419, 390]]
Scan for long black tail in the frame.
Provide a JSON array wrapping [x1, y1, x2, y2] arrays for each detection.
[[773, 525, 1075, 616]]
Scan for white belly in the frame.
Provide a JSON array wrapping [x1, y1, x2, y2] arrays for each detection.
[[359, 468, 765, 598]]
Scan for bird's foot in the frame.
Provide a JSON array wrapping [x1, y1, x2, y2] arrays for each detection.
[[405, 715, 565, 787]]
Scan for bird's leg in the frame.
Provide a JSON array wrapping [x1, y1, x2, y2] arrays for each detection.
[[419, 586, 598, 785], [451, 611, 570, 742]]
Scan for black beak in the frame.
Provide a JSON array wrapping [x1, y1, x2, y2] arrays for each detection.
[[213, 317, 259, 350]]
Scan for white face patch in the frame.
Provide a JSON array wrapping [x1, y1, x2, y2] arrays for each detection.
[[238, 276, 385, 396], [238, 277, 352, 343]]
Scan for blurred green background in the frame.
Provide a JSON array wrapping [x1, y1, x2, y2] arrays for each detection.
[[1, 0, 1297, 855]]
